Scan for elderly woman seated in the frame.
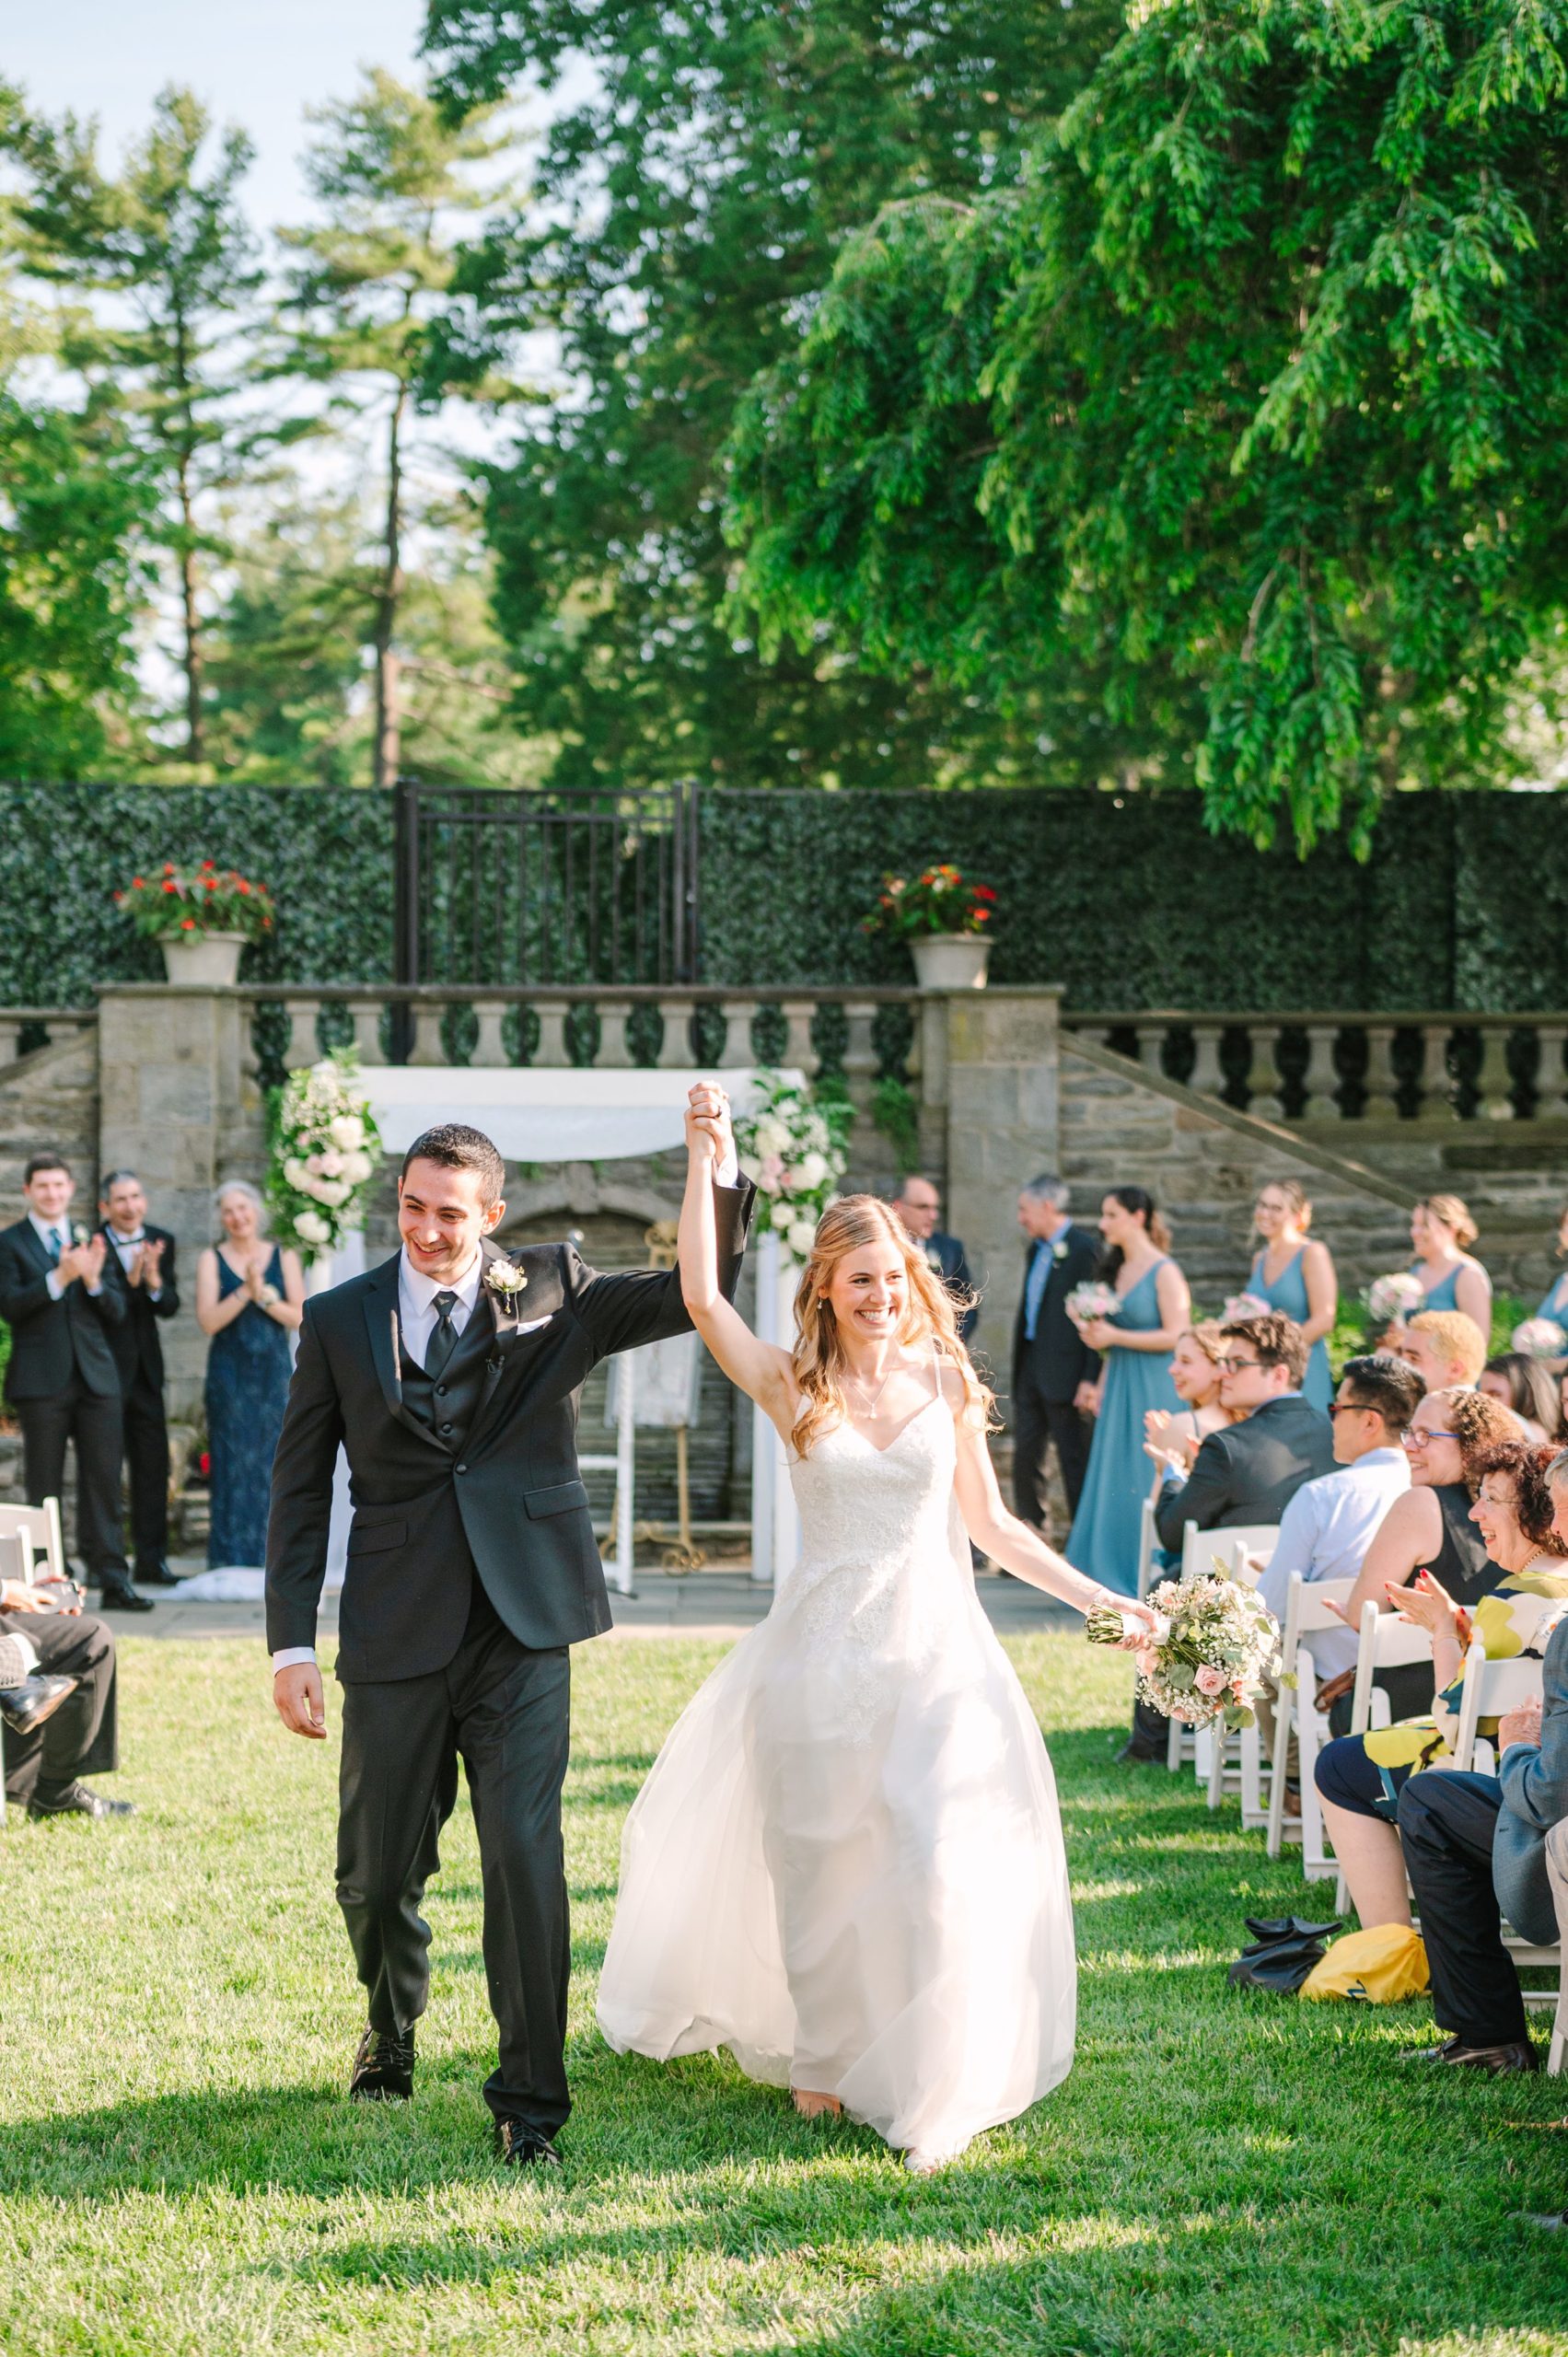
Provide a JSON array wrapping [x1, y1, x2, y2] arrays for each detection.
[[1314, 1437, 1568, 1937]]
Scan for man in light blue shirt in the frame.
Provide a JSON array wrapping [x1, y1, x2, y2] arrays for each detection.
[[1259, 1351, 1423, 1684]]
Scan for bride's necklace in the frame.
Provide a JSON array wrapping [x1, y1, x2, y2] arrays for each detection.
[[844, 1359, 900, 1419]]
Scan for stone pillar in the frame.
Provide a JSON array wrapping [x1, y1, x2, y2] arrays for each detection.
[[97, 986, 265, 1415], [944, 986, 1062, 1369]]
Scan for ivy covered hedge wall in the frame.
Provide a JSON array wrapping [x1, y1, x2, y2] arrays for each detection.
[[0, 781, 1559, 1009], [0, 784, 393, 1003]]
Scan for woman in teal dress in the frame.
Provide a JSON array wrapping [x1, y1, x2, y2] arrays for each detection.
[[1407, 1194, 1491, 1330], [1067, 1189, 1190, 1596], [1535, 1202, 1568, 1330], [1245, 1179, 1336, 1411]]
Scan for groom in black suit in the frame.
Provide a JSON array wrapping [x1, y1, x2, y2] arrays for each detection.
[[266, 1103, 752, 2166], [1011, 1176, 1101, 1532]]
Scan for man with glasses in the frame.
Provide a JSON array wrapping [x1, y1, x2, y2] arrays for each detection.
[[1154, 1312, 1336, 1554]]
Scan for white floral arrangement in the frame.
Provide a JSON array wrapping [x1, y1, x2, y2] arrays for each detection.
[[1222, 1291, 1272, 1323], [266, 1051, 382, 1259], [1512, 1316, 1567, 1362], [1065, 1280, 1119, 1328], [734, 1068, 849, 1262], [1365, 1271, 1426, 1324], [1087, 1562, 1281, 1732]]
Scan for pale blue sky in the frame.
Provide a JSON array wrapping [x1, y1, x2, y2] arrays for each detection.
[[6, 0, 445, 228]]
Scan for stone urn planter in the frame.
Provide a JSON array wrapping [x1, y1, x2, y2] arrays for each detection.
[[910, 933, 992, 991], [159, 930, 247, 987]]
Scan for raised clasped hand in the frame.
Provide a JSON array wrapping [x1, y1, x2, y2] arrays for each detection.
[[685, 1081, 732, 1166], [1389, 1566, 1459, 1638]]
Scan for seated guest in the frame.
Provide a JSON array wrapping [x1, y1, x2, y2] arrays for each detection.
[[1153, 1312, 1334, 1555], [0, 1571, 131, 1819], [1481, 1353, 1562, 1445], [1400, 1308, 1487, 1397], [1408, 1193, 1493, 1332], [891, 1174, 976, 1344], [1314, 1438, 1568, 1971], [1144, 1322, 1237, 1479], [1325, 1387, 1515, 1727]]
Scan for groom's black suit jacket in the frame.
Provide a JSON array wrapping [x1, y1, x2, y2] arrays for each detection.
[[264, 1186, 753, 1683]]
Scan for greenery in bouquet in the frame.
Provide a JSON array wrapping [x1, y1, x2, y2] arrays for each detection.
[[735, 1068, 849, 1263], [115, 860, 274, 943], [863, 864, 996, 941], [1088, 1563, 1281, 1733], [266, 1051, 381, 1259]]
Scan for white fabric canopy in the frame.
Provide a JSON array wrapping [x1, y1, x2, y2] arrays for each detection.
[[359, 1066, 773, 1163]]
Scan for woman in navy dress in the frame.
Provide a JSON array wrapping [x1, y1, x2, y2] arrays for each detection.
[[1407, 1194, 1491, 1332], [1245, 1179, 1337, 1411], [195, 1182, 305, 1568], [1067, 1189, 1190, 1596]]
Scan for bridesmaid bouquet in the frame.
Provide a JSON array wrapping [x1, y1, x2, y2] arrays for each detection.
[[1065, 1281, 1119, 1328], [1365, 1271, 1426, 1323], [1513, 1316, 1567, 1361], [1086, 1565, 1281, 1732], [1222, 1291, 1272, 1321]]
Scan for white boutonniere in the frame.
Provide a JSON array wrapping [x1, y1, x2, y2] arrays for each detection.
[[483, 1258, 528, 1309], [72, 1223, 89, 1246], [1051, 1238, 1069, 1261]]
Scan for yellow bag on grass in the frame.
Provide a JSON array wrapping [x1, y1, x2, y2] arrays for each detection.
[[1299, 1924, 1430, 2003]]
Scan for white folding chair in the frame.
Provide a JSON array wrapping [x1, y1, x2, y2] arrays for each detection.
[[1446, 1643, 1561, 2001], [0, 1499, 65, 1585], [1135, 1494, 1158, 1603], [1323, 1603, 1437, 1910], [1265, 1573, 1356, 1857], [1184, 1523, 1279, 1805]]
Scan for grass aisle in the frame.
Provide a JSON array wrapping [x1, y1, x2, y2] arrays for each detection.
[[2, 1632, 1566, 2356]]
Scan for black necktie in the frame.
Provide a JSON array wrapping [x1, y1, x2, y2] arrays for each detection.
[[425, 1289, 459, 1376]]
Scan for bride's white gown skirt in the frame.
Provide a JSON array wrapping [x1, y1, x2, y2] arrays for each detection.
[[597, 1399, 1076, 2160]]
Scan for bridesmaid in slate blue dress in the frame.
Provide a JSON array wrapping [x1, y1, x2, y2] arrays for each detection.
[[195, 1182, 306, 1567], [1407, 1193, 1492, 1333], [1067, 1189, 1189, 1596], [1246, 1179, 1337, 1412], [1535, 1203, 1568, 1332]]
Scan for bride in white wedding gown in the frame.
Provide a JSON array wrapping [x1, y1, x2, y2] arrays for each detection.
[[597, 1097, 1153, 2172]]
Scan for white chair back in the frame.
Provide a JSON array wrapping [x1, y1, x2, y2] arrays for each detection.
[[1330, 1601, 1437, 1910], [1136, 1496, 1158, 1603], [1450, 1640, 1544, 1775], [1179, 1521, 1279, 1585], [1265, 1573, 1356, 1862], [0, 1499, 65, 1583]]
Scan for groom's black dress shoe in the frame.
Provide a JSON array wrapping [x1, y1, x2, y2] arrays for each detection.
[[349, 2026, 415, 2100], [27, 1780, 134, 1820], [0, 1673, 77, 1736], [1396, 2035, 1539, 2075], [494, 2117, 564, 2170], [97, 1581, 155, 1613]]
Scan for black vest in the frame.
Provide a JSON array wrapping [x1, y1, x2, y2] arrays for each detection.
[[399, 1292, 495, 1451]]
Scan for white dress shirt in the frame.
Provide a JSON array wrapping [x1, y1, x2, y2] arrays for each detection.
[[30, 1209, 102, 1300], [1258, 1446, 1411, 1681]]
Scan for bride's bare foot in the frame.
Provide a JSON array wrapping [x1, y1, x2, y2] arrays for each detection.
[[792, 2089, 842, 2119]]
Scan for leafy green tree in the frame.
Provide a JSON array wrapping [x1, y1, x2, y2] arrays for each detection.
[[424, 0, 1124, 792], [14, 87, 267, 766], [724, 0, 1568, 847], [275, 69, 520, 787]]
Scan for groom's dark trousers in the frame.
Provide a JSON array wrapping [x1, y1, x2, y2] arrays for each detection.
[[265, 1188, 752, 2134]]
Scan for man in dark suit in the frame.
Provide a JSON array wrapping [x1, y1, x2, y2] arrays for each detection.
[[99, 1169, 181, 1589], [1154, 1311, 1336, 1554], [1011, 1176, 1101, 1532], [266, 1102, 752, 2167], [0, 1152, 147, 1611], [891, 1175, 976, 1342]]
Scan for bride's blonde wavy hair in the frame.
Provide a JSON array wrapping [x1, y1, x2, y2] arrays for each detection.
[[789, 1194, 995, 1457]]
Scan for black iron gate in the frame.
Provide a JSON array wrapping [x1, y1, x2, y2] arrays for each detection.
[[394, 780, 702, 988]]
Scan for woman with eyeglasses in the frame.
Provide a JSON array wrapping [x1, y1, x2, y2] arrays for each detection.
[[1315, 1437, 1568, 1933], [1317, 1387, 1516, 1731]]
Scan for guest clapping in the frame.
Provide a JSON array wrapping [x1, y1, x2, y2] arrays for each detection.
[[1408, 1195, 1492, 1332], [1245, 1181, 1337, 1411], [1066, 1190, 1187, 1595], [1152, 1313, 1334, 1555], [196, 1183, 304, 1571], [1144, 1323, 1237, 1482], [99, 1169, 181, 1589]]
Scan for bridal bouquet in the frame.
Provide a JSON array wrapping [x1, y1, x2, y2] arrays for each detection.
[[1365, 1271, 1426, 1324], [1087, 1564, 1281, 1732], [735, 1069, 849, 1262], [267, 1051, 381, 1258], [1065, 1281, 1119, 1328], [1512, 1316, 1567, 1362]]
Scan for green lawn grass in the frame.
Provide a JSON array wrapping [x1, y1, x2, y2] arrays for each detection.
[[3, 1631, 1566, 2357]]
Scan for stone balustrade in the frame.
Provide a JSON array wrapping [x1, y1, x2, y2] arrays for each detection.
[[1061, 1009, 1568, 1123], [0, 1008, 97, 1066]]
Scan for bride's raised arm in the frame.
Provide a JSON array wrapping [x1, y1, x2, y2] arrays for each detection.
[[680, 1097, 797, 1434]]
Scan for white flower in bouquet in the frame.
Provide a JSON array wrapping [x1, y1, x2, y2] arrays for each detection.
[[772, 1198, 797, 1232], [1366, 1271, 1426, 1323], [1512, 1316, 1567, 1362], [788, 1218, 818, 1258], [1065, 1281, 1119, 1327], [795, 1150, 829, 1190], [1222, 1291, 1272, 1322], [283, 1155, 308, 1189], [317, 1148, 346, 1178], [341, 1150, 374, 1185], [312, 1178, 351, 1208], [753, 1116, 790, 1160], [1086, 1560, 1281, 1731], [295, 1208, 331, 1247], [329, 1113, 366, 1152]]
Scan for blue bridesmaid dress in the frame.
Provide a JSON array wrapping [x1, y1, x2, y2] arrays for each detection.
[[1067, 1259, 1181, 1596], [1536, 1271, 1568, 1329], [1249, 1246, 1333, 1411], [1409, 1259, 1461, 1313]]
